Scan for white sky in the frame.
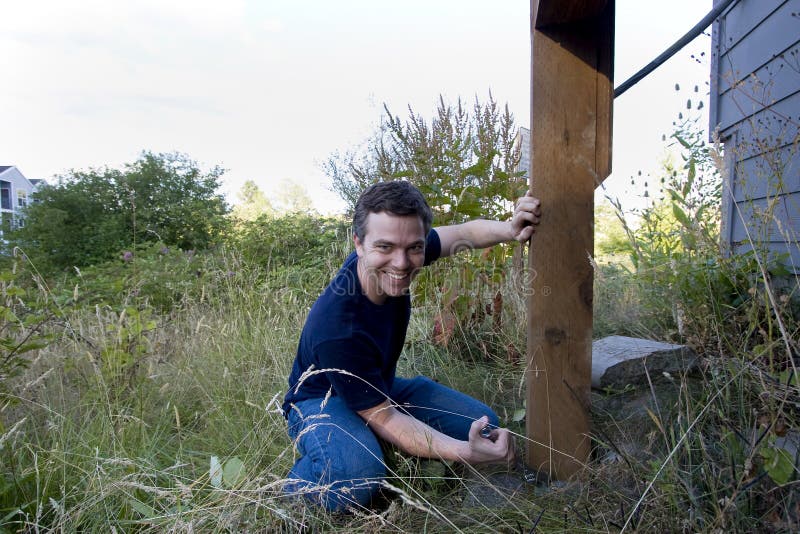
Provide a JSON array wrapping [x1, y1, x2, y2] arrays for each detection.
[[1, 0, 711, 215]]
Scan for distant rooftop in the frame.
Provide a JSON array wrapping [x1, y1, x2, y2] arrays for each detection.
[[0, 166, 12, 174]]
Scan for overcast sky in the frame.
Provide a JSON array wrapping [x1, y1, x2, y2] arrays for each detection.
[[1, 1, 711, 214]]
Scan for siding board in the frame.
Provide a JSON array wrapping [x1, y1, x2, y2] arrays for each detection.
[[729, 191, 800, 244], [718, 43, 800, 103], [717, 92, 800, 149], [718, 2, 799, 85], [718, 0, 789, 50], [732, 145, 800, 202], [712, 0, 800, 272], [732, 241, 800, 269]]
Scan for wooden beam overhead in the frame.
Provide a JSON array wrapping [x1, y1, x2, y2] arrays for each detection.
[[526, 0, 614, 479]]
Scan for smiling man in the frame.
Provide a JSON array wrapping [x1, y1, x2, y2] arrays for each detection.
[[282, 181, 541, 511]]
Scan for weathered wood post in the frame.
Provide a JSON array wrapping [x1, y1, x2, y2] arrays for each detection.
[[527, 0, 614, 478]]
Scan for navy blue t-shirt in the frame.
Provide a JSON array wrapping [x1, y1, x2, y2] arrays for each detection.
[[282, 229, 441, 416]]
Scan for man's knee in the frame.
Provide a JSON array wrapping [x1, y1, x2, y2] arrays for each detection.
[[313, 450, 387, 486], [287, 420, 388, 510], [291, 449, 386, 511]]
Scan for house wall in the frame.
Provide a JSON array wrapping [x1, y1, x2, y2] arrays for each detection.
[[0, 167, 39, 230], [710, 0, 800, 270], [514, 127, 531, 180]]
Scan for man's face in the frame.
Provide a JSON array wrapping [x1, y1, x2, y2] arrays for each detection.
[[354, 211, 426, 304]]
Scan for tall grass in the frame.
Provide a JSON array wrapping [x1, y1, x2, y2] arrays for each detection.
[[586, 109, 800, 532], [3, 237, 798, 532], [0, 254, 302, 531], [2, 123, 799, 531]]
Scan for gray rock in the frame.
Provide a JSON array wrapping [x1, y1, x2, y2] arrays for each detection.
[[592, 335, 698, 390], [461, 471, 527, 508], [460, 464, 576, 508]]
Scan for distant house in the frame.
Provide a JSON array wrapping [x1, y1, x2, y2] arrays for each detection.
[[0, 166, 43, 234], [513, 127, 531, 181], [710, 0, 800, 271]]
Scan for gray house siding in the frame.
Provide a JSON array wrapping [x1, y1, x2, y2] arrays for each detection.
[[710, 0, 800, 270], [0, 166, 41, 235]]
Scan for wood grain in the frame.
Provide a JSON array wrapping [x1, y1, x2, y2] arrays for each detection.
[[526, 0, 614, 479]]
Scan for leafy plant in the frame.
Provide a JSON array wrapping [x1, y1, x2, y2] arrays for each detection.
[[0, 256, 59, 401], [328, 94, 526, 222], [95, 305, 158, 398], [9, 151, 229, 274]]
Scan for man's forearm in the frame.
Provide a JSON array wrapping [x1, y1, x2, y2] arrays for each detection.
[[359, 402, 514, 465], [458, 219, 515, 249], [436, 219, 514, 257], [365, 407, 470, 462]]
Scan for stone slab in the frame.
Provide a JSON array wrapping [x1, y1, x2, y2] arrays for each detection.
[[591, 335, 698, 390]]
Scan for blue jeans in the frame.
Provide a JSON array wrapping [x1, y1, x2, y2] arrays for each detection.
[[284, 375, 499, 511]]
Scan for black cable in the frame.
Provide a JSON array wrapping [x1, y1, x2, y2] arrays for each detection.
[[614, 0, 739, 98]]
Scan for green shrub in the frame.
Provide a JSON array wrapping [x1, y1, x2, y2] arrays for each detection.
[[232, 213, 350, 298], [0, 256, 61, 399], [8, 152, 230, 274]]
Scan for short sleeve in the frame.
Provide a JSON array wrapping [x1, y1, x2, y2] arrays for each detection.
[[424, 228, 441, 266]]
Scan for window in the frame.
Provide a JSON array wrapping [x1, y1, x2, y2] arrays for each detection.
[[18, 190, 27, 208], [0, 181, 10, 210]]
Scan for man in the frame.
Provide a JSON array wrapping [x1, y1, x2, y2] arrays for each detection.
[[282, 181, 541, 511]]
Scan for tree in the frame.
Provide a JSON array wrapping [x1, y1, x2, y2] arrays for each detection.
[[123, 152, 229, 249], [232, 180, 273, 221], [11, 151, 229, 272], [275, 179, 314, 215]]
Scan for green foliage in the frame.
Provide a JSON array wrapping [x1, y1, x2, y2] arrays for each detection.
[[631, 116, 722, 269], [46, 214, 350, 315], [73, 242, 226, 312], [232, 212, 350, 298], [604, 116, 800, 356], [0, 257, 68, 519], [10, 169, 129, 270], [91, 304, 159, 401], [10, 151, 229, 273], [234, 213, 347, 268], [761, 440, 795, 486], [327, 94, 528, 352], [328, 94, 526, 222], [124, 152, 229, 249], [209, 455, 246, 488], [273, 179, 314, 215], [0, 257, 59, 399], [595, 199, 634, 261], [232, 179, 274, 222], [0, 196, 794, 531], [601, 115, 730, 341], [588, 91, 800, 530]]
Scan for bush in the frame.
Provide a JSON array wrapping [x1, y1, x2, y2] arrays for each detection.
[[232, 213, 351, 297], [9, 152, 229, 274]]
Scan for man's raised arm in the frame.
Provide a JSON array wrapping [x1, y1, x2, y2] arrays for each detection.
[[435, 193, 541, 258]]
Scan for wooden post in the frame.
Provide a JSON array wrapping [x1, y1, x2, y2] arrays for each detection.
[[526, 0, 614, 479]]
